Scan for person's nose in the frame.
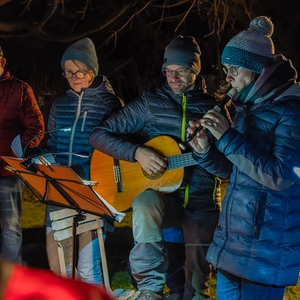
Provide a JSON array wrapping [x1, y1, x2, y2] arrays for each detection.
[[169, 71, 179, 80], [226, 73, 234, 83]]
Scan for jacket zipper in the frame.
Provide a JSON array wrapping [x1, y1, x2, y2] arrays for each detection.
[[81, 110, 88, 132], [181, 94, 187, 142], [181, 93, 189, 208], [253, 192, 266, 238], [69, 91, 83, 166], [214, 171, 237, 268]]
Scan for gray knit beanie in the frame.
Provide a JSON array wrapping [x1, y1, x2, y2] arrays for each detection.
[[61, 38, 99, 76], [162, 36, 201, 75], [221, 16, 275, 74]]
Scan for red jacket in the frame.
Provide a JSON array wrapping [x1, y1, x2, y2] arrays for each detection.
[[0, 71, 44, 176], [3, 264, 114, 300]]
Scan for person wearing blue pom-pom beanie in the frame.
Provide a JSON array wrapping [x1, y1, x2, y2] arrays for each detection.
[[188, 16, 300, 300]]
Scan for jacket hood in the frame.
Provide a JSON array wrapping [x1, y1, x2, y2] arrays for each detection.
[[233, 55, 300, 106]]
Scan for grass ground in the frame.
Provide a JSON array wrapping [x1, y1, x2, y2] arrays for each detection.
[[21, 186, 300, 299]]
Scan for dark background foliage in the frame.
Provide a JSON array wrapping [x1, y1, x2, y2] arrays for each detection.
[[1, 0, 300, 126]]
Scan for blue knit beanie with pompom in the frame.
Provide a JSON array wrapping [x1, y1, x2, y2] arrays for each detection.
[[221, 16, 275, 73]]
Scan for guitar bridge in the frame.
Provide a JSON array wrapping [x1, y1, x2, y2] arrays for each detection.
[[113, 158, 123, 193]]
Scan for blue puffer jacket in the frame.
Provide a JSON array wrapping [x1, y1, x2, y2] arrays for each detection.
[[89, 76, 231, 216], [198, 55, 300, 287], [47, 75, 122, 179]]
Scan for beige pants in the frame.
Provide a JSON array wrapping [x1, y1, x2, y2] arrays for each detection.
[[46, 227, 103, 286]]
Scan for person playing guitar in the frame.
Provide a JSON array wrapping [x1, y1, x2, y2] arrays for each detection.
[[89, 36, 231, 300]]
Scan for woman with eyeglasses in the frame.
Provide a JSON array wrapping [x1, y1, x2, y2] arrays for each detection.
[[45, 38, 122, 287], [188, 16, 300, 299]]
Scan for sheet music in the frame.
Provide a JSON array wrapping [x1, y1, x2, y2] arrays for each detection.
[[31, 154, 56, 165], [11, 135, 22, 158], [94, 191, 125, 223]]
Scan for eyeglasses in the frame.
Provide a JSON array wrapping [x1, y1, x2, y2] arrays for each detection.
[[162, 67, 189, 77], [62, 70, 87, 79], [223, 66, 241, 77]]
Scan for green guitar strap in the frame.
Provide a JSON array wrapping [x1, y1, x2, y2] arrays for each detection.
[[181, 94, 218, 208], [181, 93, 187, 142], [180, 93, 189, 208]]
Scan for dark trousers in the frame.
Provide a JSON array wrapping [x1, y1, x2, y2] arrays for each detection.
[[0, 175, 23, 263], [164, 241, 185, 295]]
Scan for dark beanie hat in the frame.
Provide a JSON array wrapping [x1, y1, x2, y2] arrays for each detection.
[[162, 36, 201, 75], [221, 16, 275, 74], [61, 38, 99, 76]]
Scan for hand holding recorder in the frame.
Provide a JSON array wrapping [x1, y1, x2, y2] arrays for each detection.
[[187, 88, 236, 154]]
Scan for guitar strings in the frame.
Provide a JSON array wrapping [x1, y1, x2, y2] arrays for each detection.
[[100, 152, 196, 174]]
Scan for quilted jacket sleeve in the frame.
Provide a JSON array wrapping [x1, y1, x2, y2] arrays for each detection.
[[89, 97, 148, 162], [192, 143, 232, 180], [217, 103, 300, 191], [20, 84, 45, 148], [46, 100, 58, 153]]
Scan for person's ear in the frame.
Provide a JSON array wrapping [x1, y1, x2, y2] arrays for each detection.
[[1, 57, 6, 68]]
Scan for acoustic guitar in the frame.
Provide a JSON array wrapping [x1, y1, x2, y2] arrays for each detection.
[[90, 135, 197, 212]]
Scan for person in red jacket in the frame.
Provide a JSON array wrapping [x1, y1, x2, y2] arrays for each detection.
[[0, 46, 45, 263], [0, 255, 114, 300]]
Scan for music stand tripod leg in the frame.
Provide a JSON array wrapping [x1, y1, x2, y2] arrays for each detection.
[[72, 213, 86, 279], [58, 242, 67, 278], [97, 227, 111, 292]]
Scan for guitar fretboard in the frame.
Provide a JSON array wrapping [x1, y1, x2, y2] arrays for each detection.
[[166, 152, 197, 171]]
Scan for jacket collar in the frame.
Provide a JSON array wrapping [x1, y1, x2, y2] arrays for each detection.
[[66, 75, 115, 97], [232, 55, 299, 108], [162, 75, 207, 102], [248, 55, 296, 101], [0, 70, 10, 81]]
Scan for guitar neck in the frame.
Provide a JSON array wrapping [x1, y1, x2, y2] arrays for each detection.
[[166, 152, 197, 171]]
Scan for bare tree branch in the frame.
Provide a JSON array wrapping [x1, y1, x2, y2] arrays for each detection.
[[38, 0, 60, 28], [98, 0, 152, 50], [174, 0, 196, 34], [0, 0, 11, 6]]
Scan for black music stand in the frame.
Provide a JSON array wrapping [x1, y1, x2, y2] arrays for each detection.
[[2, 155, 123, 278]]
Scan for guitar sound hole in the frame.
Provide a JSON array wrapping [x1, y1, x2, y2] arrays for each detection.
[[141, 168, 164, 180]]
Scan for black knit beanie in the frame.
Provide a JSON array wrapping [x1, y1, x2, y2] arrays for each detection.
[[162, 36, 201, 75]]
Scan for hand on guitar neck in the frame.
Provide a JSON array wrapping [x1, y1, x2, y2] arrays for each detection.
[[135, 146, 168, 175], [186, 120, 210, 155]]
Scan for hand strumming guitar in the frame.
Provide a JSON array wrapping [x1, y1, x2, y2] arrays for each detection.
[[135, 146, 168, 175]]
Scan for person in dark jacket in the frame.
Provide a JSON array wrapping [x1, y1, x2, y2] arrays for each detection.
[[188, 16, 300, 300], [45, 38, 122, 287], [89, 36, 231, 300], [0, 46, 45, 263]]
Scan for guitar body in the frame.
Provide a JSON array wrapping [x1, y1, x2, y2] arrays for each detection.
[[90, 136, 184, 212]]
